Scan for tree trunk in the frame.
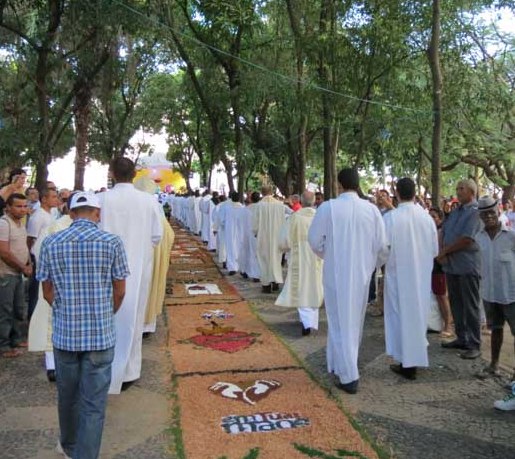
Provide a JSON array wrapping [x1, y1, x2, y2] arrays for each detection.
[[428, 0, 443, 207], [73, 84, 92, 191], [318, 0, 338, 199]]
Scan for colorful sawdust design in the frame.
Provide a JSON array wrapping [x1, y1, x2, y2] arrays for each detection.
[[209, 379, 281, 405], [220, 412, 310, 434]]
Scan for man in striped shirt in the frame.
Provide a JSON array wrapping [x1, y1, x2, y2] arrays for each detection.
[[37, 192, 130, 459]]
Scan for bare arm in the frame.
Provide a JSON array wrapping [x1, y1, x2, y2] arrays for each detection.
[[112, 279, 126, 313], [42, 280, 54, 305], [27, 236, 36, 251], [0, 240, 32, 276]]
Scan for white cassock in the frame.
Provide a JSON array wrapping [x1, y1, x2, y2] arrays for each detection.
[[252, 196, 286, 285], [194, 196, 202, 234], [187, 196, 196, 233], [219, 201, 245, 272], [243, 205, 260, 279], [383, 202, 438, 368], [275, 208, 323, 329], [200, 194, 212, 242], [308, 192, 388, 384], [98, 183, 163, 394], [28, 215, 73, 370], [207, 199, 217, 251], [213, 201, 229, 264]]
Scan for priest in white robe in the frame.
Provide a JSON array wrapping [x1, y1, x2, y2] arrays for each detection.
[[219, 192, 245, 274], [252, 185, 286, 293], [193, 190, 202, 235], [98, 157, 163, 394], [28, 213, 72, 381], [200, 190, 212, 243], [276, 191, 323, 334], [383, 178, 438, 379], [238, 192, 261, 280], [207, 193, 218, 251], [213, 196, 229, 267], [308, 168, 388, 394]]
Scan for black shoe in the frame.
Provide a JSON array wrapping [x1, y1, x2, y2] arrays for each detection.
[[390, 364, 417, 380], [460, 349, 481, 360], [222, 262, 227, 269], [301, 325, 311, 336], [252, 278, 260, 283], [142, 332, 152, 339], [335, 379, 359, 394], [262, 284, 272, 294], [228, 271, 236, 276], [47, 370, 56, 382], [271, 282, 279, 292], [441, 340, 468, 350], [121, 380, 137, 392], [241, 272, 248, 279]]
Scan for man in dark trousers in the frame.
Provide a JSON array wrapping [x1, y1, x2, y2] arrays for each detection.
[[438, 179, 482, 359]]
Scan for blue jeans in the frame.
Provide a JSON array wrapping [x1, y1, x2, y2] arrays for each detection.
[[0, 274, 25, 351], [54, 347, 114, 459]]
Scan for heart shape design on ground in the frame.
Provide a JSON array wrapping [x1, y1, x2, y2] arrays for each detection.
[[185, 331, 259, 353]]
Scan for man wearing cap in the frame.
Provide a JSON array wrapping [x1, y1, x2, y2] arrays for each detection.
[[438, 179, 482, 359], [37, 192, 130, 459], [474, 196, 515, 410]]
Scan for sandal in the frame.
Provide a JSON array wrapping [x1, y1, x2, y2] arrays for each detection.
[[439, 331, 454, 339], [1, 349, 23, 358]]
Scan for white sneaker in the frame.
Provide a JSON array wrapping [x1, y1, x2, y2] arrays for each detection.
[[56, 440, 72, 459], [494, 393, 515, 411]]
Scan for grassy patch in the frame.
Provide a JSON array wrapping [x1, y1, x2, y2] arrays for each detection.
[[294, 443, 369, 459]]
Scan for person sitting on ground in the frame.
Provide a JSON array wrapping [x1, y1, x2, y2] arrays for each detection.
[[473, 196, 515, 411]]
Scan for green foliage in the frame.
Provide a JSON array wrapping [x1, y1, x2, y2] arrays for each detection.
[[294, 443, 369, 459]]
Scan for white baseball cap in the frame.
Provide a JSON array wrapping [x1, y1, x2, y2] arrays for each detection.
[[69, 192, 101, 210]]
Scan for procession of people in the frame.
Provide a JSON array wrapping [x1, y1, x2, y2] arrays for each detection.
[[1, 163, 514, 459]]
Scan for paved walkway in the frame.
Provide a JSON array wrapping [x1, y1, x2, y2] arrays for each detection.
[[0, 320, 171, 459], [225, 268, 515, 459], [2, 228, 515, 459]]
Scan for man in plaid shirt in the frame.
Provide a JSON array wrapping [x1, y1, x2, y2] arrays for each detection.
[[37, 192, 130, 459]]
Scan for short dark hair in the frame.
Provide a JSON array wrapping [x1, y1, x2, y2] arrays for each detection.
[[337, 168, 359, 191], [251, 191, 261, 203], [6, 193, 26, 206], [25, 187, 37, 196], [8, 168, 26, 183], [429, 207, 444, 220], [396, 177, 416, 201], [231, 192, 240, 202], [40, 188, 56, 200], [110, 157, 136, 182]]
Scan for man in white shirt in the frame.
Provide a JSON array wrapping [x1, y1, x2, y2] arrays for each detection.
[[308, 168, 388, 394], [26, 188, 59, 320], [219, 192, 245, 275], [383, 178, 438, 380]]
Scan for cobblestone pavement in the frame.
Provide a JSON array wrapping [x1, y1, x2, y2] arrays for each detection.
[[224, 266, 515, 459], [0, 318, 171, 459]]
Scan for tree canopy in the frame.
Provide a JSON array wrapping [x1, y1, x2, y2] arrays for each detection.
[[0, 0, 513, 200]]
